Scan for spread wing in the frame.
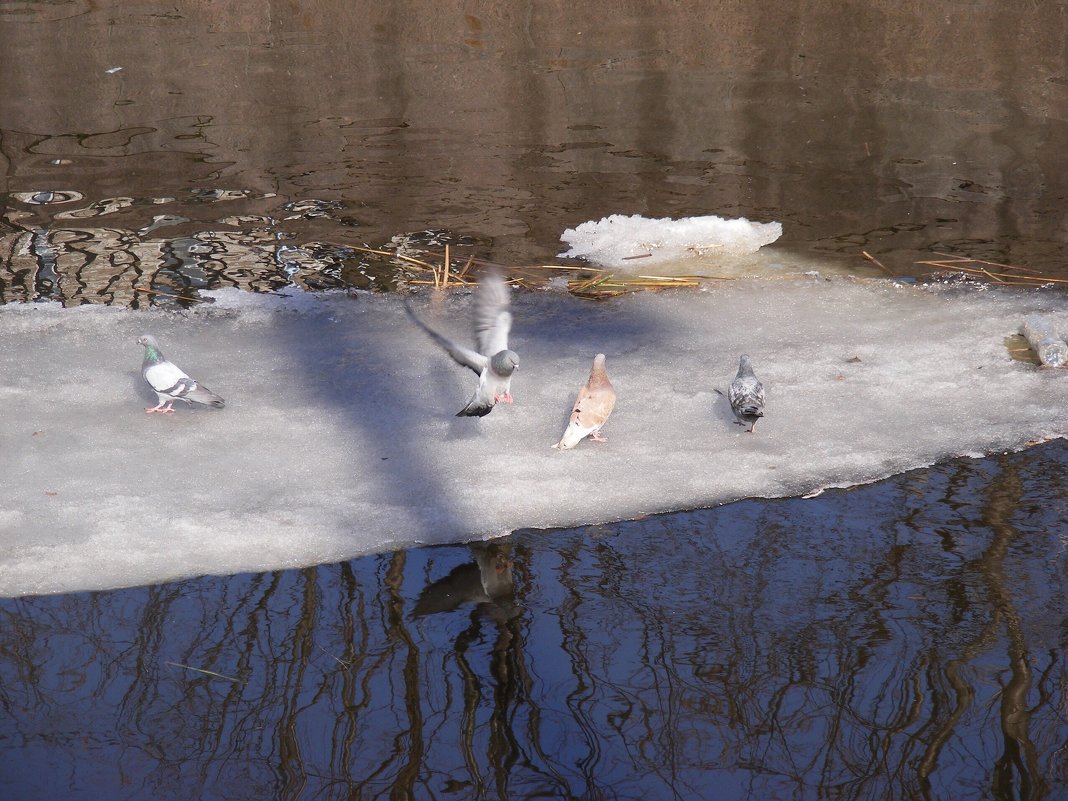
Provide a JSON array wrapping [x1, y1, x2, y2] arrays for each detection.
[[473, 270, 512, 356], [405, 301, 488, 375]]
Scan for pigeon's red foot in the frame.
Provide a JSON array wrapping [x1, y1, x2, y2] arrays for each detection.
[[588, 430, 608, 443]]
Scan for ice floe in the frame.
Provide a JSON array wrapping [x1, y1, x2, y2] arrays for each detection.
[[1, 277, 1067, 596], [559, 213, 782, 268]]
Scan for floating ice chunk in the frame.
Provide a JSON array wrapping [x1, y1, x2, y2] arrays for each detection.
[[2, 279, 1068, 597], [559, 213, 782, 269], [1020, 316, 1068, 367]]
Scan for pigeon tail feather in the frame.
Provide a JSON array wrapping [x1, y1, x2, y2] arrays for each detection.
[[456, 401, 493, 417], [552, 426, 586, 449], [184, 386, 226, 408]]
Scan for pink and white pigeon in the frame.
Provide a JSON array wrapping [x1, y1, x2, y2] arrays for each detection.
[[552, 353, 616, 449], [404, 269, 519, 417], [137, 334, 225, 413]]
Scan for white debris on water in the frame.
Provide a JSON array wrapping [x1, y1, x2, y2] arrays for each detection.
[[558, 213, 783, 268], [1021, 316, 1068, 367], [1, 277, 1067, 597]]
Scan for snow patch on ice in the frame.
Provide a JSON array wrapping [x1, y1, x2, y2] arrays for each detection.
[[201, 285, 346, 315], [1, 279, 1067, 596], [559, 213, 783, 268], [0, 510, 23, 528]]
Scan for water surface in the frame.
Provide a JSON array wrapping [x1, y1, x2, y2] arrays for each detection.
[[2, 444, 1067, 799], [4, 1, 1068, 304]]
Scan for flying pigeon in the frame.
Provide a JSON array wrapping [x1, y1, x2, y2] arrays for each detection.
[[552, 353, 616, 449], [137, 334, 225, 413], [727, 354, 765, 433], [404, 269, 519, 417]]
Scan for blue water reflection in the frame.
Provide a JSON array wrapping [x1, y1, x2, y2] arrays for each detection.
[[2, 443, 1066, 800]]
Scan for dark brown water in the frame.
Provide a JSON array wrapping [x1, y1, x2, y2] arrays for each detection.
[[4, 1, 1068, 306], [2, 3, 1068, 799]]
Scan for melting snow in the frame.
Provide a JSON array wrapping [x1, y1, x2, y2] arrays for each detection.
[[559, 213, 783, 268], [2, 277, 1067, 596]]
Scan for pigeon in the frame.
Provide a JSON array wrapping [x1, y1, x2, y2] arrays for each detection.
[[404, 269, 519, 417], [727, 354, 765, 433], [552, 353, 616, 449], [137, 334, 225, 413]]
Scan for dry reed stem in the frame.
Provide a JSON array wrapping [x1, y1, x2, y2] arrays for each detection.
[[991, 281, 1056, 286], [931, 251, 1042, 275], [471, 257, 607, 273], [349, 244, 730, 297], [572, 273, 614, 292], [861, 250, 897, 278], [625, 279, 700, 287], [349, 245, 439, 271], [916, 259, 1068, 285]]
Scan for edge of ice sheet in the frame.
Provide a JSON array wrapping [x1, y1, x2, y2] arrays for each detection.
[[558, 213, 783, 268], [2, 278, 1067, 596]]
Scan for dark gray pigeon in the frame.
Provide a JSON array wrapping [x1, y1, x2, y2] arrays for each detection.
[[404, 270, 519, 417], [727, 354, 765, 433], [137, 334, 225, 414]]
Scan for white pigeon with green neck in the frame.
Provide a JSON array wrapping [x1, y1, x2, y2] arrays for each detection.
[[137, 334, 225, 414]]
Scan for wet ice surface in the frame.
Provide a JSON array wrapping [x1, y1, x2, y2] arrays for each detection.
[[2, 278, 1067, 596]]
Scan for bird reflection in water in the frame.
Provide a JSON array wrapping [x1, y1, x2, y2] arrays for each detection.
[[412, 541, 519, 623], [411, 540, 526, 796]]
